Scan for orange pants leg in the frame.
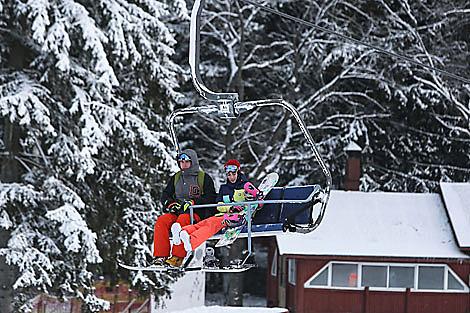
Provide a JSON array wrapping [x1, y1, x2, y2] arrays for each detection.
[[183, 216, 225, 251], [153, 213, 178, 257]]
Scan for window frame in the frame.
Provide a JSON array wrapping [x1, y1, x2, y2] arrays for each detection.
[[303, 261, 468, 293], [271, 250, 278, 277], [288, 258, 296, 286]]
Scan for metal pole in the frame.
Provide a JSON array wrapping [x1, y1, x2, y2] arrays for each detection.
[[242, 204, 253, 266], [189, 0, 238, 103]]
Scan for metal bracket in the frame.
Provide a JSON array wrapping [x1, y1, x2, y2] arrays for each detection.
[[217, 100, 238, 118]]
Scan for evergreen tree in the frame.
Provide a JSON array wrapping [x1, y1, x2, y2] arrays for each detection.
[[0, 0, 185, 311]]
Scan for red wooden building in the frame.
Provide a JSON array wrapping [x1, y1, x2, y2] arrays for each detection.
[[265, 183, 470, 313]]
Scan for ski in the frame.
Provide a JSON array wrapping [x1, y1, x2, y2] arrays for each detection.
[[118, 262, 255, 273], [215, 173, 279, 247]]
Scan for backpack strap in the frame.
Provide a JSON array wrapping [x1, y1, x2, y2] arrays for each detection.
[[173, 171, 182, 189], [197, 170, 205, 194]]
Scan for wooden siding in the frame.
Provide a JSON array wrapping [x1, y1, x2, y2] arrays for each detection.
[[268, 253, 470, 313]]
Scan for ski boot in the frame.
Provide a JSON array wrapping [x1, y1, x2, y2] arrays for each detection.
[[151, 257, 167, 266], [165, 256, 184, 267], [203, 247, 220, 268]]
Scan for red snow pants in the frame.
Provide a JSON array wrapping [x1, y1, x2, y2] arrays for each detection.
[[153, 212, 201, 258], [181, 216, 225, 252]]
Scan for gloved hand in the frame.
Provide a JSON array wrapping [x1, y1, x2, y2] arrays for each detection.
[[181, 200, 195, 212], [217, 202, 231, 213], [244, 191, 255, 201], [165, 202, 182, 214], [229, 205, 244, 214]]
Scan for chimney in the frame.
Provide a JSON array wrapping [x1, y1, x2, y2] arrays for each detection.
[[344, 141, 362, 191]]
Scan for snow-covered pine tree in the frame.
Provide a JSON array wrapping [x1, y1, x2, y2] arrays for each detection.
[[0, 0, 185, 311]]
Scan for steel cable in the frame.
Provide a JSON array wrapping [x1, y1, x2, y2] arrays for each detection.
[[239, 0, 470, 84]]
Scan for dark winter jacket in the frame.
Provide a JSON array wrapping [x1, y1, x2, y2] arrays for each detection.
[[216, 173, 249, 203], [160, 149, 217, 219]]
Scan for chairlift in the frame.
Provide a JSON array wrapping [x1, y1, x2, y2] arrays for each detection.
[[167, 0, 332, 266]]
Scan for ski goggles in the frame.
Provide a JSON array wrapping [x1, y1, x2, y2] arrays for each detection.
[[177, 153, 191, 162], [225, 165, 238, 174]]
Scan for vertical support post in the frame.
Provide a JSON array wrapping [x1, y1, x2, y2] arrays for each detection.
[[405, 287, 410, 313], [363, 286, 369, 313], [241, 204, 253, 266]]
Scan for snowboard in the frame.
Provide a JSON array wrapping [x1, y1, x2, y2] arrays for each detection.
[[215, 172, 279, 247], [118, 262, 255, 273]]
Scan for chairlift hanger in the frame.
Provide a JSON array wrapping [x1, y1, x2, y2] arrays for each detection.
[[168, 0, 332, 243]]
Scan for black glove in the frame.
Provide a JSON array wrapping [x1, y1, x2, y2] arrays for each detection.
[[165, 202, 182, 214], [181, 200, 195, 212]]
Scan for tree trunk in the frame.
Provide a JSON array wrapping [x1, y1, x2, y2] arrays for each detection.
[[0, 120, 21, 313]]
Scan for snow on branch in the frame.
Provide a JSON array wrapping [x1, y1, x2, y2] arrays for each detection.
[[43, 20, 71, 72], [1, 225, 54, 290], [0, 182, 39, 209], [46, 204, 102, 263], [0, 75, 56, 135], [0, 210, 12, 229], [243, 50, 295, 71], [22, 0, 51, 45], [61, 0, 119, 94], [43, 178, 85, 211]]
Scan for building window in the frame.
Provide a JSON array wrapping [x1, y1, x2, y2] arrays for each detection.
[[389, 266, 414, 288], [288, 259, 296, 285], [332, 263, 357, 287], [308, 266, 329, 286], [448, 271, 465, 291], [362, 265, 387, 288], [418, 266, 444, 290], [304, 261, 468, 293], [271, 250, 278, 277]]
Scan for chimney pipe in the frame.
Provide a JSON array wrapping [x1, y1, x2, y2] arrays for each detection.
[[344, 141, 362, 191]]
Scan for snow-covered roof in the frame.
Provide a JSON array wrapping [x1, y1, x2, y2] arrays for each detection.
[[277, 190, 469, 259], [344, 141, 362, 152], [440, 182, 470, 249]]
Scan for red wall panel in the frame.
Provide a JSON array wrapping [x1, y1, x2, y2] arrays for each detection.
[[282, 254, 470, 313], [408, 293, 469, 313]]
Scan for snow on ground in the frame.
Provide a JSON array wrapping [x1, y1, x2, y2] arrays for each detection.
[[171, 306, 288, 313], [206, 293, 267, 307]]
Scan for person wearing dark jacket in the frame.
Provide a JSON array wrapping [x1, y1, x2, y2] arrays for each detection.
[[216, 159, 249, 203], [154, 149, 216, 266], [167, 159, 254, 267]]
